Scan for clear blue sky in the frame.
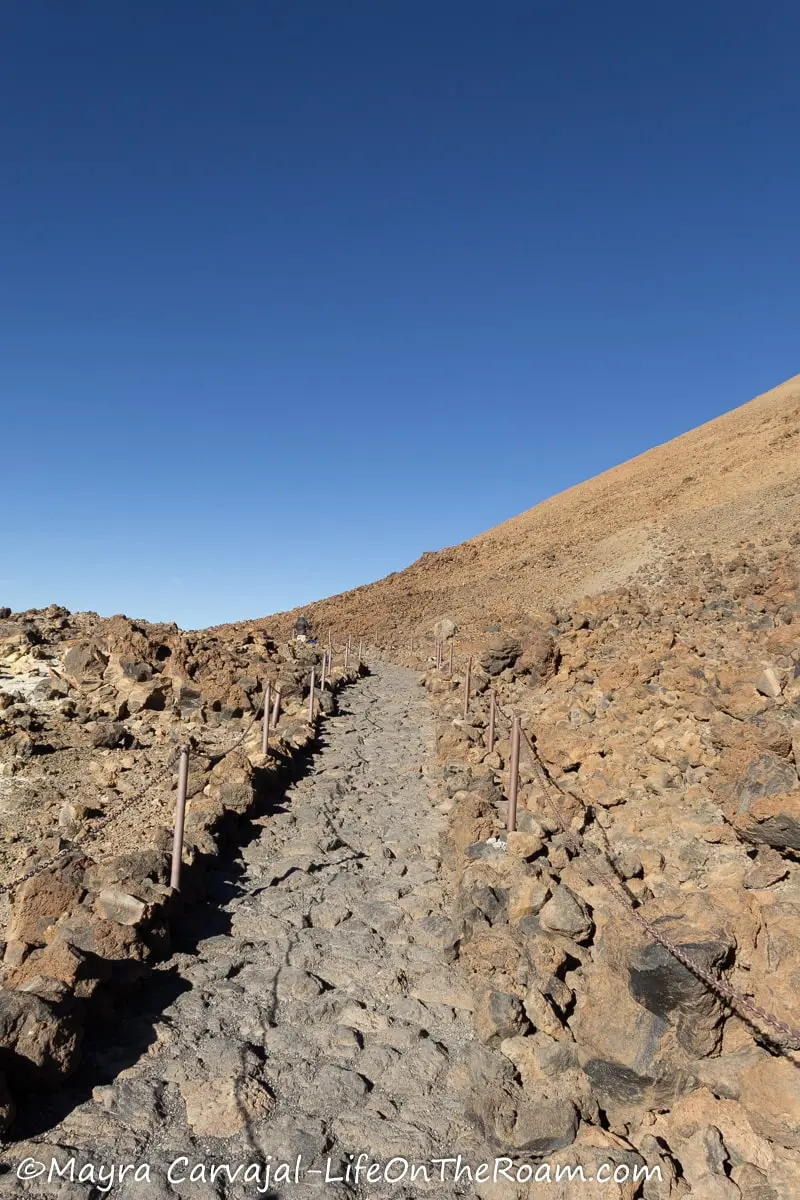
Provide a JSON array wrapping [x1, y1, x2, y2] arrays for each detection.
[[2, 2, 798, 629]]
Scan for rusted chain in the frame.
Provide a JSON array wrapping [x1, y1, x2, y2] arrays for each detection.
[[0, 852, 81, 898], [0, 748, 184, 899], [483, 695, 800, 1047], [0, 684, 272, 901], [512, 721, 800, 1050], [195, 693, 265, 759], [82, 748, 184, 845]]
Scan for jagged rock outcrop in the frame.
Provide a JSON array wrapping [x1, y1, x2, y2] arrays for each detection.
[[0, 605, 364, 1130], [418, 527, 800, 1194]]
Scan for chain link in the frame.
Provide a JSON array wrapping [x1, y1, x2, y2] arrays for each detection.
[[478, 693, 800, 1047], [0, 683, 272, 901], [506, 716, 800, 1050]]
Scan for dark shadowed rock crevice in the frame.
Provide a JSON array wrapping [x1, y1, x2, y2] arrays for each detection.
[[2, 664, 584, 1200]]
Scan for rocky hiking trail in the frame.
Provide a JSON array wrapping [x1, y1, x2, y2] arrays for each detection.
[[4, 664, 499, 1198]]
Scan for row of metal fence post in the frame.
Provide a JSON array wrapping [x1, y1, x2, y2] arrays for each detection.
[[429, 637, 521, 835], [170, 633, 363, 891], [169, 745, 190, 890], [171, 633, 526, 890], [422, 634, 800, 1051]]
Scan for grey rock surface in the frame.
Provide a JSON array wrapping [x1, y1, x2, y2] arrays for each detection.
[[2, 663, 513, 1197]]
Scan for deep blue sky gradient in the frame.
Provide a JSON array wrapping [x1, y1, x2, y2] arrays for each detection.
[[2, 2, 798, 627]]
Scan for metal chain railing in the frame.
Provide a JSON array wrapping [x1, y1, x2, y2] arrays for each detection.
[[0, 638, 367, 903], [474, 689, 800, 1051], [0, 679, 273, 900], [195, 692, 266, 759], [0, 747, 183, 898]]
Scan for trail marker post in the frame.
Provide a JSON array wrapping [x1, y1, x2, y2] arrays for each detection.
[[170, 745, 190, 891], [261, 681, 272, 756], [508, 717, 520, 833], [344, 641, 349, 671], [272, 687, 281, 727], [320, 653, 327, 691], [308, 667, 316, 723], [436, 641, 442, 670], [448, 641, 454, 676], [488, 689, 496, 754], [463, 656, 472, 719]]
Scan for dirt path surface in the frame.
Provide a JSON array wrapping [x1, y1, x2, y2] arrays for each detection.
[[5, 665, 491, 1198]]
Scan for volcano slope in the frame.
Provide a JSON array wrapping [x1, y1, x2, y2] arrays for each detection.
[[240, 373, 800, 1195], [250, 371, 800, 648], [0, 372, 798, 1196]]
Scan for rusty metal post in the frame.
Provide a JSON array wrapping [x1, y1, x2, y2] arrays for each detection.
[[508, 717, 520, 833], [308, 667, 316, 723], [261, 680, 272, 755], [462, 655, 472, 719], [488, 689, 496, 753], [320, 652, 326, 691], [170, 745, 190, 891], [272, 687, 281, 727], [436, 640, 442, 670], [448, 641, 454, 676]]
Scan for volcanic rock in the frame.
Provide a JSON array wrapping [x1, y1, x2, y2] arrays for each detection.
[[0, 989, 82, 1086], [480, 635, 523, 676]]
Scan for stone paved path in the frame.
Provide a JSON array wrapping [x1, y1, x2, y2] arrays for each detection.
[[7, 664, 491, 1199]]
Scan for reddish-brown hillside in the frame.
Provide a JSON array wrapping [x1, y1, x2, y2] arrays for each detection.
[[249, 372, 800, 645]]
